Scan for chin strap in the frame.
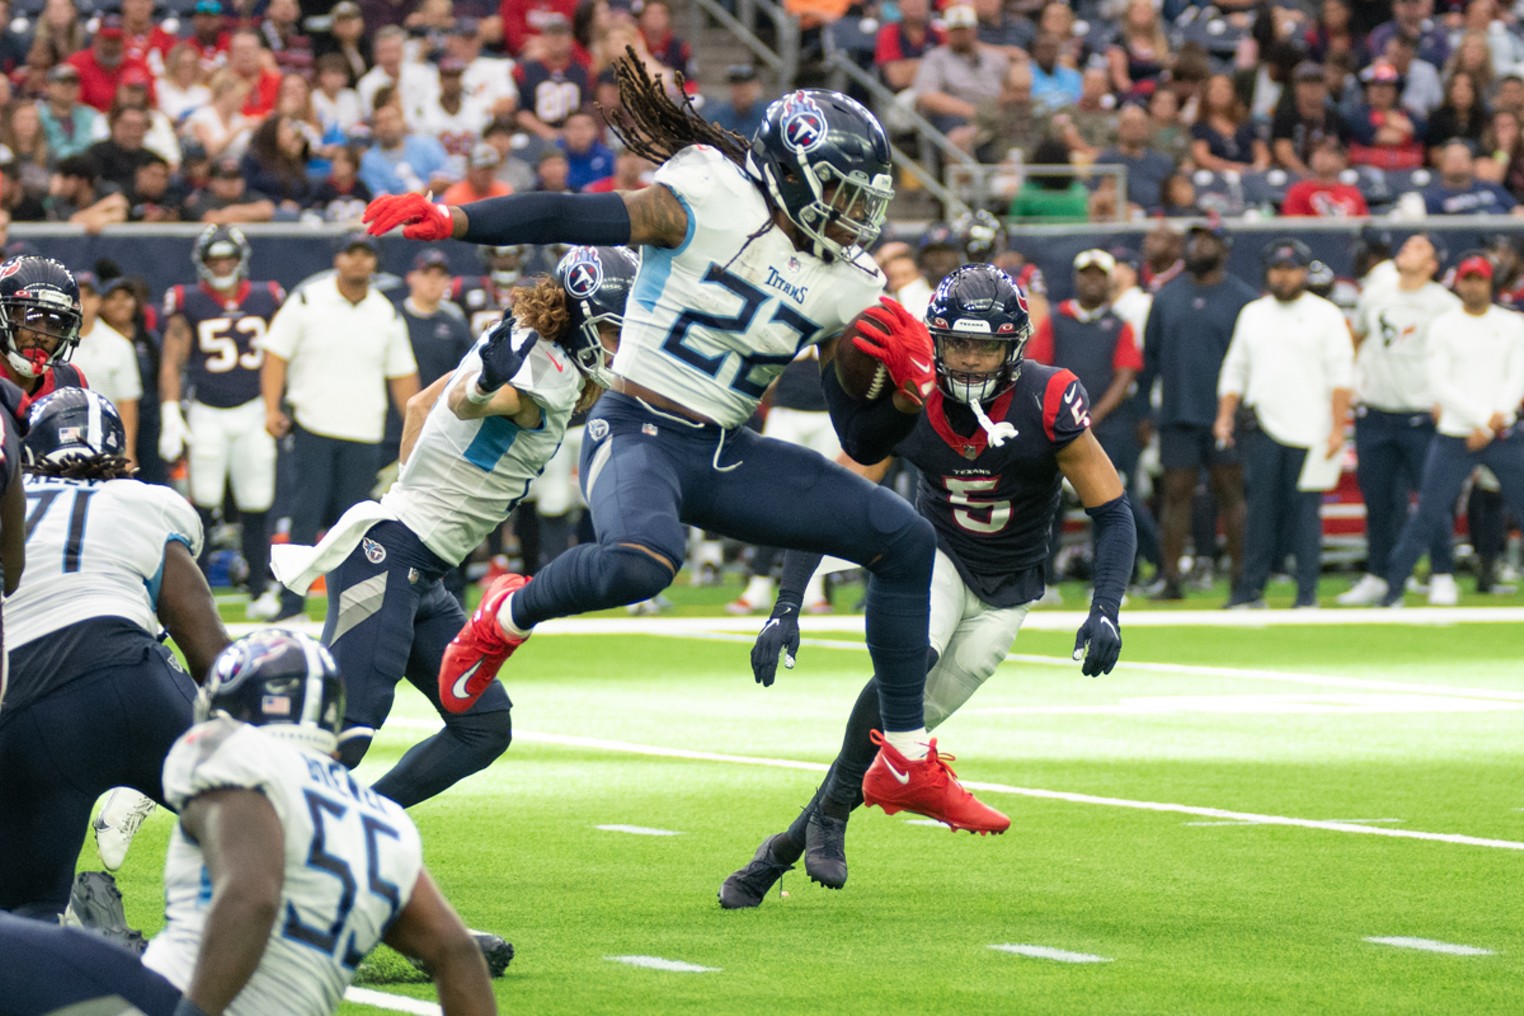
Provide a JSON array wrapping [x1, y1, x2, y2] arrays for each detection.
[[970, 398, 1018, 447]]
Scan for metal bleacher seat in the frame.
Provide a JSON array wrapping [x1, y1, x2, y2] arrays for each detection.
[[1385, 167, 1434, 197], [1241, 169, 1296, 211], [1342, 165, 1395, 210]]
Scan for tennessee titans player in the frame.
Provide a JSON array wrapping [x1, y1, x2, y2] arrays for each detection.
[[269, 246, 635, 809], [722, 266, 1135, 906], [363, 56, 1006, 831]]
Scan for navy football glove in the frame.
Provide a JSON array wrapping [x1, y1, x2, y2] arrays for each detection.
[[1072, 607, 1121, 677], [751, 599, 801, 687], [477, 315, 537, 394]]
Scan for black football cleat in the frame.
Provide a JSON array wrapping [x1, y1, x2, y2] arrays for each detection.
[[804, 812, 848, 890], [409, 929, 514, 978], [64, 871, 146, 955], [718, 833, 799, 909]]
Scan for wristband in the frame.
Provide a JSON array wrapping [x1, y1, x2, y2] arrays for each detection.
[[466, 375, 496, 404]]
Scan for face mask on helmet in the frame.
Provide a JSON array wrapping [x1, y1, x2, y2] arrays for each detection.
[[483, 245, 524, 288], [196, 630, 346, 756], [0, 256, 82, 380], [556, 245, 637, 388], [926, 265, 1032, 406], [194, 226, 250, 290], [747, 90, 894, 263]]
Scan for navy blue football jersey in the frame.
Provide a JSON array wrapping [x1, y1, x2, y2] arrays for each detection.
[[894, 363, 1092, 607], [163, 281, 285, 408], [514, 60, 592, 129], [450, 276, 513, 337]]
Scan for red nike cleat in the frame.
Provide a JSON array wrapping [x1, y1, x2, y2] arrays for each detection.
[[861, 730, 1010, 834], [439, 573, 531, 713]]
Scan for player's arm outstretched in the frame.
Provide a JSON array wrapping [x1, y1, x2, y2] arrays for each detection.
[[175, 787, 285, 1016], [1057, 430, 1134, 676], [446, 314, 545, 427], [382, 869, 497, 1015]]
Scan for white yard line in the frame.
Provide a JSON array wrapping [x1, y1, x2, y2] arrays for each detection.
[[342, 987, 442, 1015], [371, 723, 1524, 852], [1364, 937, 1495, 956], [989, 943, 1112, 963], [596, 824, 683, 836], [606, 955, 721, 973]]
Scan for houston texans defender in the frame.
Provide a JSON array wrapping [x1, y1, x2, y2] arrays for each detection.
[[0, 257, 90, 417], [364, 57, 1007, 831], [0, 631, 497, 1016], [0, 389, 228, 920], [721, 266, 1136, 907], [268, 247, 635, 809], [160, 226, 287, 620], [452, 244, 527, 336]]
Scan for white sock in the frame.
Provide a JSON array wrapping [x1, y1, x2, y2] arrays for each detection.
[[740, 574, 775, 605], [496, 592, 532, 640], [884, 727, 929, 761], [803, 572, 827, 604]]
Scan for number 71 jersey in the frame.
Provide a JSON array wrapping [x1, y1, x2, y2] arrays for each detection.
[[165, 280, 286, 408], [614, 144, 887, 428], [5, 475, 204, 649]]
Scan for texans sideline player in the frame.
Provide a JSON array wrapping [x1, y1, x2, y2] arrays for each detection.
[[365, 56, 1007, 831], [0, 256, 90, 417], [722, 265, 1135, 906], [159, 225, 286, 621]]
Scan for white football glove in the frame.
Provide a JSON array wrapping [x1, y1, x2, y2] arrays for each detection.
[[159, 400, 191, 462]]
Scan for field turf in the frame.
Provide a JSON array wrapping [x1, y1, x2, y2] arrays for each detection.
[[99, 579, 1524, 1015]]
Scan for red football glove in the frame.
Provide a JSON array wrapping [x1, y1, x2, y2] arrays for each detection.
[[851, 296, 936, 408], [362, 193, 455, 240]]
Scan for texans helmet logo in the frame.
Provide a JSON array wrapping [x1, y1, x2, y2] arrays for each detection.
[[563, 247, 603, 299], [0, 261, 19, 281], [780, 92, 827, 154]]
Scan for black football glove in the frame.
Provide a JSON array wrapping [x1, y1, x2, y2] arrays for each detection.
[[1072, 607, 1121, 677], [477, 314, 537, 394], [751, 598, 802, 687]]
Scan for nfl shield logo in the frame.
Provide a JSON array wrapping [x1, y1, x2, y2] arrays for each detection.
[[363, 537, 386, 564], [642, 423, 659, 437]]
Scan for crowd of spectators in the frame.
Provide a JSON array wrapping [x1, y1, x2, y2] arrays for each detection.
[[804, 0, 1524, 222], [0, 0, 723, 231]]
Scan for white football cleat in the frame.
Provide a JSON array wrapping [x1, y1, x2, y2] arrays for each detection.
[[1336, 574, 1388, 606], [1428, 573, 1459, 606], [93, 789, 156, 872], [246, 588, 283, 621]]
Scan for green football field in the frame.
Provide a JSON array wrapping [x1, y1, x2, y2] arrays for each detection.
[[106, 598, 1524, 1015]]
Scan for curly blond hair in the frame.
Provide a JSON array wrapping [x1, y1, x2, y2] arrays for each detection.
[[511, 277, 603, 413]]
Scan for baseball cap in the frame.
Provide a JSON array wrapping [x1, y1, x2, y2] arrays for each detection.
[[339, 230, 379, 254], [943, 4, 977, 28], [1265, 238, 1311, 268], [1108, 245, 1140, 270], [1360, 62, 1401, 85], [1456, 254, 1494, 280], [1073, 248, 1116, 275], [469, 142, 501, 169], [193, 0, 224, 13], [1187, 220, 1230, 242], [73, 270, 98, 293], [95, 14, 124, 38], [412, 248, 450, 272], [726, 63, 758, 84], [47, 64, 80, 83]]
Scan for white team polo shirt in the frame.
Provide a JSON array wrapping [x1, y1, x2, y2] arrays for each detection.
[[1426, 304, 1524, 438], [262, 276, 417, 443], [72, 319, 144, 408], [1218, 291, 1355, 449]]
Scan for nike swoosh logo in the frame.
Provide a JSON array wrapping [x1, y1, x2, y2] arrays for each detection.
[[1064, 386, 1077, 405], [545, 352, 565, 372], [451, 659, 485, 702], [1101, 618, 1117, 636], [886, 761, 911, 785], [911, 358, 931, 372]]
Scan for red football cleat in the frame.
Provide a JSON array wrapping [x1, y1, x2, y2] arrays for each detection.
[[861, 730, 1010, 834], [439, 573, 531, 713]]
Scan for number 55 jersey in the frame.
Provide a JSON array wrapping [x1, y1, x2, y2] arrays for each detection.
[[144, 717, 424, 1016]]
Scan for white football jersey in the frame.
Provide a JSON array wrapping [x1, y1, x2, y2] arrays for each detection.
[[1352, 281, 1460, 412], [6, 475, 202, 648], [614, 145, 887, 428], [382, 328, 584, 563], [143, 718, 424, 1016]]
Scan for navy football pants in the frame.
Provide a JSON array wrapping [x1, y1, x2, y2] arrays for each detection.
[[1355, 409, 1454, 577], [1386, 431, 1524, 595], [0, 643, 195, 917], [1237, 428, 1322, 604], [0, 913, 180, 1015], [515, 392, 935, 731], [323, 520, 512, 808]]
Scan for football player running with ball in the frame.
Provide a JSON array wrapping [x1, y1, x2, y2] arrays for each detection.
[[364, 56, 1007, 832], [269, 247, 636, 808], [722, 265, 1135, 907]]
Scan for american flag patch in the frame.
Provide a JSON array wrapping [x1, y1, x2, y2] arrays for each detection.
[[642, 423, 658, 437], [261, 695, 291, 716]]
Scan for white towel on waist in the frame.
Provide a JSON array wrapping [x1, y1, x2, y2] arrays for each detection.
[[270, 500, 401, 595]]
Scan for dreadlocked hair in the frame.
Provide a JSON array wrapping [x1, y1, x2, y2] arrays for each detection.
[[25, 453, 137, 481], [512, 276, 602, 413], [601, 48, 751, 168]]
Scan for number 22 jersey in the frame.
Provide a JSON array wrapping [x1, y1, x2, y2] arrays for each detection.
[[164, 280, 286, 408]]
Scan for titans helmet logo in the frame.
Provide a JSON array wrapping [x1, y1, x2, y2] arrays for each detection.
[[563, 247, 604, 299], [780, 93, 827, 154]]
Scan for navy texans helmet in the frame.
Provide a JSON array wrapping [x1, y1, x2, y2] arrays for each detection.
[[23, 387, 126, 465], [0, 256, 82, 380], [954, 209, 1008, 261], [555, 245, 638, 388], [747, 89, 894, 263], [197, 630, 346, 756], [480, 244, 526, 288], [925, 264, 1033, 405], [193, 224, 251, 290]]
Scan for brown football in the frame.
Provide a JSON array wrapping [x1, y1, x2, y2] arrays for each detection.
[[831, 310, 891, 401]]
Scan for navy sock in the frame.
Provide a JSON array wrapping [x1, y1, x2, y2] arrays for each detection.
[[241, 510, 269, 596]]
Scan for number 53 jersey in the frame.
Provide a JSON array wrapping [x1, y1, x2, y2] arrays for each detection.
[[164, 280, 286, 408], [614, 144, 887, 428], [6, 475, 204, 649], [144, 717, 424, 1016]]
